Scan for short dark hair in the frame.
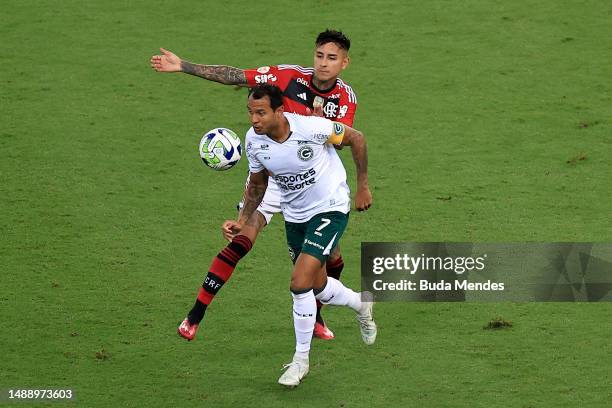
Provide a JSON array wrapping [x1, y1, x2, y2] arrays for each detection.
[[316, 29, 350, 51], [248, 84, 284, 110]]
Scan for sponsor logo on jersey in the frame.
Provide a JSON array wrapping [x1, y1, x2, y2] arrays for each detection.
[[297, 145, 314, 161], [304, 239, 324, 250], [256, 66, 270, 74], [274, 168, 317, 191], [296, 77, 309, 86], [327, 93, 341, 99], [297, 92, 307, 100], [255, 74, 277, 83], [260, 144, 269, 150], [313, 132, 328, 143], [338, 105, 349, 119]]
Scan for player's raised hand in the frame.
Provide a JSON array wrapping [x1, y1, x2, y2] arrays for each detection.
[[311, 96, 325, 117], [221, 220, 242, 241], [150, 48, 182, 72], [355, 187, 372, 211], [305, 97, 325, 118], [312, 104, 324, 117]]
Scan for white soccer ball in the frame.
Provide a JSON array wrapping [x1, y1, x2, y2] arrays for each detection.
[[198, 128, 242, 171]]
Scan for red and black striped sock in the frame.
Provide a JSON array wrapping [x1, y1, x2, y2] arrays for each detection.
[[316, 256, 345, 324], [187, 235, 253, 324]]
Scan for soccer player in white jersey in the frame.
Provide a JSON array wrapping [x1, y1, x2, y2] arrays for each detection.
[[223, 84, 377, 387]]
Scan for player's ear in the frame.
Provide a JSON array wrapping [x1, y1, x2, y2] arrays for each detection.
[[341, 53, 350, 70], [274, 105, 284, 118]]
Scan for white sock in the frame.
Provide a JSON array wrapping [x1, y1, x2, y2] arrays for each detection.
[[315, 277, 361, 312], [291, 290, 316, 357]]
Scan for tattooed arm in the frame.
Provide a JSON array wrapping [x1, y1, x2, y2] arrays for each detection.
[[220, 170, 268, 240], [339, 125, 371, 211], [237, 170, 269, 226], [150, 48, 247, 85], [180, 61, 246, 85]]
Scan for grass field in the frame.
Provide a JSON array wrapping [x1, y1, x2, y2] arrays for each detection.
[[2, 0, 611, 406]]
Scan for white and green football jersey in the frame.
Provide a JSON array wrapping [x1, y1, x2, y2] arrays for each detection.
[[245, 113, 350, 223]]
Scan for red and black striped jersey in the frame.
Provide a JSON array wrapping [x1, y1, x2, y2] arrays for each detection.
[[243, 64, 357, 127]]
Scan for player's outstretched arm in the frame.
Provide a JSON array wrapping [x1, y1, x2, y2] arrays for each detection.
[[180, 61, 247, 85], [150, 48, 247, 85], [222, 170, 269, 238], [340, 126, 372, 211]]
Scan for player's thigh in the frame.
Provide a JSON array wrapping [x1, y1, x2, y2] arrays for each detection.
[[301, 212, 349, 264], [285, 220, 307, 264]]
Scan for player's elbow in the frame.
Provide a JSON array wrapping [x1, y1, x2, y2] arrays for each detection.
[[350, 130, 366, 147]]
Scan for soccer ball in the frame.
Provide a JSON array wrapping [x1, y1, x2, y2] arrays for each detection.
[[198, 128, 242, 171]]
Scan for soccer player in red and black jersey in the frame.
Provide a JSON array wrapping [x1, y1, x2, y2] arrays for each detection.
[[151, 29, 358, 341]]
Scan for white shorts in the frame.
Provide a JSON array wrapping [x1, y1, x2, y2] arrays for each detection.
[[238, 175, 282, 225]]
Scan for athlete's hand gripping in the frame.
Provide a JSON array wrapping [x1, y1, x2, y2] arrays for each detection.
[[221, 220, 242, 241]]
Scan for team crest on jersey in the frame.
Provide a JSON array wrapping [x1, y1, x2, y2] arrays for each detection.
[[297, 145, 314, 161], [323, 101, 339, 117], [256, 66, 270, 74]]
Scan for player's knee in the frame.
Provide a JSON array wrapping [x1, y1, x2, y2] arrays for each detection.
[[290, 274, 305, 291], [290, 271, 316, 292]]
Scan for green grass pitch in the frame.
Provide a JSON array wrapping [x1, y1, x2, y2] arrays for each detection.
[[2, 0, 611, 406]]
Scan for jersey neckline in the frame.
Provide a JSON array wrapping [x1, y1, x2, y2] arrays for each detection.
[[264, 114, 294, 144], [310, 78, 338, 94]]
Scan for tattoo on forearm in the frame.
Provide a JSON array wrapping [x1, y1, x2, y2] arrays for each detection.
[[240, 184, 267, 224], [180, 61, 246, 85]]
